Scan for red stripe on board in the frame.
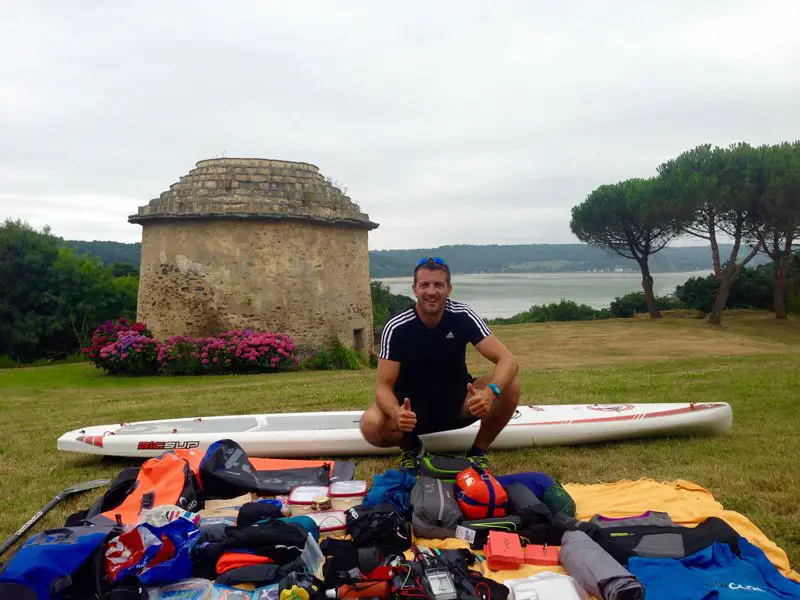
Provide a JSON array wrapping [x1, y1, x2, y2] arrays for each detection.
[[508, 403, 725, 427]]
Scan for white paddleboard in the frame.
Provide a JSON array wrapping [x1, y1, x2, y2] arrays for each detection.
[[57, 402, 732, 458]]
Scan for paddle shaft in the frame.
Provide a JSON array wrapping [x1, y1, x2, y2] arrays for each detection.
[[0, 493, 65, 557], [0, 479, 109, 558]]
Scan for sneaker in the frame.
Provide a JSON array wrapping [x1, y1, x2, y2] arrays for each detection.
[[466, 451, 491, 471], [399, 437, 425, 475]]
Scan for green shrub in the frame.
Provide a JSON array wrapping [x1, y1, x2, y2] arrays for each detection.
[[302, 338, 368, 371], [489, 299, 610, 325], [609, 292, 685, 318], [330, 338, 367, 370], [304, 347, 335, 370], [676, 266, 774, 313]]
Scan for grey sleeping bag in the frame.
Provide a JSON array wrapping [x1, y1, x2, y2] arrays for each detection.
[[560, 530, 645, 600], [411, 476, 462, 539]]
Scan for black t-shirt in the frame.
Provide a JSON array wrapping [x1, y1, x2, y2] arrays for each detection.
[[379, 299, 492, 412]]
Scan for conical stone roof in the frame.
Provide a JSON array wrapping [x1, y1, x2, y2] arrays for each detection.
[[129, 158, 378, 229]]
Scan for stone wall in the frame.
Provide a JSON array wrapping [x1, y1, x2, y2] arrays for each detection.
[[131, 159, 377, 354]]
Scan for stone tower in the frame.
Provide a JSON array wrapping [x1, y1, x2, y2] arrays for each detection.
[[129, 158, 379, 354]]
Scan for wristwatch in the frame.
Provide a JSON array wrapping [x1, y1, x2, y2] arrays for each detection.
[[487, 383, 502, 397]]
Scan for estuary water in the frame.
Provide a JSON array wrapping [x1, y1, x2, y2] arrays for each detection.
[[374, 270, 710, 319]]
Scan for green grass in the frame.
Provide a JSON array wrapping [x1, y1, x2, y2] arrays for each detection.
[[0, 312, 799, 568]]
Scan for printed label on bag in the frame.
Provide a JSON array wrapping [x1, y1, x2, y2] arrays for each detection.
[[455, 525, 476, 544]]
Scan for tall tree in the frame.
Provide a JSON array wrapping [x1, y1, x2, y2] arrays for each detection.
[[570, 178, 681, 318], [748, 142, 800, 319], [48, 248, 139, 351], [0, 220, 62, 360], [658, 143, 765, 325]]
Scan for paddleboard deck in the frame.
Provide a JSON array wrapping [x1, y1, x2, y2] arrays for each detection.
[[57, 402, 733, 458]]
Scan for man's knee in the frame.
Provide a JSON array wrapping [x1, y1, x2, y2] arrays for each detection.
[[504, 375, 521, 407], [359, 404, 397, 448], [474, 374, 520, 409]]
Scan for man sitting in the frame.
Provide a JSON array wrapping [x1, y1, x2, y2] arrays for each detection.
[[359, 256, 521, 473]]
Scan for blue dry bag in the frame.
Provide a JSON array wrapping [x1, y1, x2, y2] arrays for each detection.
[[0, 525, 116, 600]]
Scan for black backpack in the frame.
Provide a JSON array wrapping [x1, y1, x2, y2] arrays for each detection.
[[345, 503, 411, 552]]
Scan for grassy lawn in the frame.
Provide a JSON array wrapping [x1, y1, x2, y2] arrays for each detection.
[[0, 311, 799, 566]]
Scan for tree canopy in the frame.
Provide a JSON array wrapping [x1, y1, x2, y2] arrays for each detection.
[[570, 177, 681, 317], [0, 219, 138, 362]]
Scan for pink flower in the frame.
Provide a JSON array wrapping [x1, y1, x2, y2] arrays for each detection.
[[121, 353, 128, 359], [213, 357, 219, 363], [202, 359, 209, 364]]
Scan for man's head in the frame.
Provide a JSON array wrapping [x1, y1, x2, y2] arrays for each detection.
[[412, 257, 452, 316]]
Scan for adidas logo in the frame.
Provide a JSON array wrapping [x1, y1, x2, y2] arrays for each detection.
[[445, 331, 455, 339]]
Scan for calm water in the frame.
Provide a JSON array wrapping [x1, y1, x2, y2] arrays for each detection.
[[375, 270, 710, 319]]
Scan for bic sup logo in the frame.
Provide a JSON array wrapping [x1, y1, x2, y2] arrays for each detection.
[[137, 440, 201, 450]]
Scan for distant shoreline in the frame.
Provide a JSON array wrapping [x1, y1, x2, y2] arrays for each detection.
[[373, 269, 713, 281], [374, 270, 713, 318]]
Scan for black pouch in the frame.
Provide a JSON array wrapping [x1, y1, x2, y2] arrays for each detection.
[[345, 503, 411, 552]]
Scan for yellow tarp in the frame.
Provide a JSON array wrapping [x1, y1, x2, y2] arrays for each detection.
[[416, 478, 799, 585]]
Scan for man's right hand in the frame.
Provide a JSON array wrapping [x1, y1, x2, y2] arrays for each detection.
[[395, 398, 417, 432]]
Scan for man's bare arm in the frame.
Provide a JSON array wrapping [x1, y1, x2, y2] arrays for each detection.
[[375, 357, 402, 417], [474, 334, 519, 390]]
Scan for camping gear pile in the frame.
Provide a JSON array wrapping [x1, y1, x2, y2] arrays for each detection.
[[2, 441, 799, 600]]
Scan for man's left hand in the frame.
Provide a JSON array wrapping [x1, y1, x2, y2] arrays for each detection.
[[466, 383, 496, 418]]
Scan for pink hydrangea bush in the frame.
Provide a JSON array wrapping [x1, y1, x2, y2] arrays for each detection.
[[83, 317, 151, 367], [83, 321, 299, 376], [97, 331, 161, 375], [158, 335, 210, 375], [218, 330, 299, 374]]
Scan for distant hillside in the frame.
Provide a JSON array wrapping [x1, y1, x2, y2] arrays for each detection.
[[369, 244, 769, 277], [64, 240, 141, 266], [64, 239, 769, 276]]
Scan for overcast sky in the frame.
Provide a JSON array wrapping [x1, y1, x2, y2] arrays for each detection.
[[1, 1, 799, 250]]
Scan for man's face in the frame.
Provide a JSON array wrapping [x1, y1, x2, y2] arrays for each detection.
[[412, 268, 451, 315]]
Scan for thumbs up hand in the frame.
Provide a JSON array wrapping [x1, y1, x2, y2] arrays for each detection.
[[395, 398, 417, 432], [467, 383, 495, 418]]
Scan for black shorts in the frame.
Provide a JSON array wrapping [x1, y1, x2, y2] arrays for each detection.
[[415, 411, 479, 435], [396, 377, 479, 435]]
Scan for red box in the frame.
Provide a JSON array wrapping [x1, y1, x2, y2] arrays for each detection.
[[484, 531, 524, 570], [525, 544, 560, 566]]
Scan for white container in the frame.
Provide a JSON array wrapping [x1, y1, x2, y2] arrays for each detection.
[[304, 510, 348, 537], [288, 485, 330, 515], [328, 480, 368, 511]]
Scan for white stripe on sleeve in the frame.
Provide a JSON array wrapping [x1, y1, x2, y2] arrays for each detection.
[[379, 310, 415, 359], [447, 300, 492, 337]]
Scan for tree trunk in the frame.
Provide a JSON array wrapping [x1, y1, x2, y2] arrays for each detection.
[[709, 274, 734, 325], [638, 259, 662, 319], [773, 253, 791, 320]]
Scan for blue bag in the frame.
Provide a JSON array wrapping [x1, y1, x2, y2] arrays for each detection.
[[111, 517, 200, 587], [362, 469, 415, 517], [0, 525, 116, 600]]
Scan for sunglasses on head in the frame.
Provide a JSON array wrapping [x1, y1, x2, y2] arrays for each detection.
[[415, 256, 448, 267]]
